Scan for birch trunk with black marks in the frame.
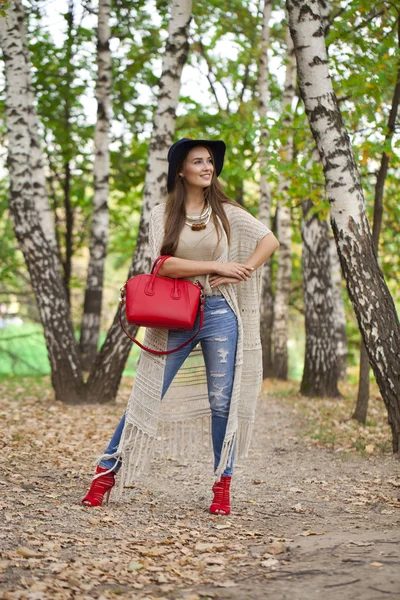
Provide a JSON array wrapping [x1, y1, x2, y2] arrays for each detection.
[[272, 26, 296, 379], [301, 200, 339, 397], [85, 0, 192, 403], [0, 1, 85, 403], [287, 0, 400, 452], [300, 0, 344, 392], [80, 0, 112, 370], [62, 1, 74, 302], [353, 24, 400, 423], [14, 0, 58, 255], [353, 23, 400, 424], [257, 0, 274, 378], [329, 237, 348, 380]]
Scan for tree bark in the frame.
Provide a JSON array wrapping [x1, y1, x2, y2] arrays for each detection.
[[329, 237, 348, 380], [13, 0, 59, 256], [80, 0, 112, 370], [353, 342, 370, 423], [0, 0, 85, 403], [62, 0, 74, 301], [257, 0, 274, 378], [85, 0, 192, 403], [300, 199, 340, 397], [272, 26, 296, 380], [353, 20, 400, 423], [287, 0, 400, 452], [300, 0, 343, 394]]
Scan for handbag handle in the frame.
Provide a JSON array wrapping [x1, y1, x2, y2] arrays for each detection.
[[119, 256, 205, 356]]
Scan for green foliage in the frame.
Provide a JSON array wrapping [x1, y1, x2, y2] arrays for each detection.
[[0, 0, 398, 380], [0, 322, 141, 377], [328, 0, 400, 302]]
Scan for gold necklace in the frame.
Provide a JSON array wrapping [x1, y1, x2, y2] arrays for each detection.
[[185, 205, 212, 231]]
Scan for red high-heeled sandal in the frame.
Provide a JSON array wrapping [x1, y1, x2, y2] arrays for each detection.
[[82, 466, 115, 507], [210, 476, 231, 515]]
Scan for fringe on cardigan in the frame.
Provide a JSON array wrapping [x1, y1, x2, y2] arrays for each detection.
[[102, 414, 255, 498]]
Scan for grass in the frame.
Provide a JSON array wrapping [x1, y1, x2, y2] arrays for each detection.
[[262, 374, 393, 457], [0, 323, 142, 378]]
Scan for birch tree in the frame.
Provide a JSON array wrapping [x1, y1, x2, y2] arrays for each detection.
[[300, 0, 341, 396], [14, 0, 58, 255], [301, 196, 340, 397], [329, 238, 348, 380], [257, 0, 274, 378], [85, 0, 193, 403], [0, 0, 84, 402], [287, 0, 400, 451], [272, 26, 296, 379], [80, 0, 112, 370], [353, 30, 400, 423]]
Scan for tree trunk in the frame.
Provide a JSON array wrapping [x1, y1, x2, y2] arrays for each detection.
[[353, 23, 400, 423], [62, 1, 74, 301], [272, 26, 296, 379], [14, 0, 59, 255], [300, 1, 343, 395], [353, 342, 370, 423], [257, 0, 274, 378], [329, 237, 348, 380], [0, 0, 85, 402], [80, 0, 112, 370], [287, 0, 400, 452], [300, 199, 340, 397], [85, 0, 193, 403]]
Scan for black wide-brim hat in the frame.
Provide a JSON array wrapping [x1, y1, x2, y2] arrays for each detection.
[[167, 138, 226, 193]]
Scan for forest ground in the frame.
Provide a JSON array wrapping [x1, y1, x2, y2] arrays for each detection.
[[1, 377, 399, 600]]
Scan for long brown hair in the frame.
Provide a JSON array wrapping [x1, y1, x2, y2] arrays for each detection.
[[160, 145, 240, 256]]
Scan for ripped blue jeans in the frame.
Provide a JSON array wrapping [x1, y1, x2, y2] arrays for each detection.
[[100, 295, 238, 476]]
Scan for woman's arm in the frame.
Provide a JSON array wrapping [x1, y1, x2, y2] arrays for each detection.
[[209, 232, 279, 288], [158, 257, 254, 281], [244, 232, 279, 270]]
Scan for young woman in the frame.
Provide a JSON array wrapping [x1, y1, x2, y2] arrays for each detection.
[[82, 138, 279, 514]]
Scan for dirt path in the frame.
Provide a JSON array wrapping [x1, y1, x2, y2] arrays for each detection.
[[1, 380, 400, 600]]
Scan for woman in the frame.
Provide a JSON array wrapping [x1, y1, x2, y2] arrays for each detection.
[[82, 138, 279, 514]]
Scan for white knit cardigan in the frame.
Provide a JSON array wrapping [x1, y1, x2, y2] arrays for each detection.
[[113, 202, 271, 495]]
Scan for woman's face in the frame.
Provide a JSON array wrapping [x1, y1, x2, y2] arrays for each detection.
[[179, 146, 214, 189]]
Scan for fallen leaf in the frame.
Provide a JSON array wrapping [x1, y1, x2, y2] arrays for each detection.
[[260, 558, 279, 567], [127, 562, 144, 572], [195, 542, 217, 552], [388, 479, 400, 488], [265, 541, 287, 555], [347, 540, 374, 547], [292, 503, 306, 513], [16, 547, 42, 558], [216, 580, 237, 588], [203, 556, 225, 565]]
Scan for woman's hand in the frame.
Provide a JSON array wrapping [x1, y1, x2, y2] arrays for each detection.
[[209, 275, 244, 288], [213, 262, 254, 281]]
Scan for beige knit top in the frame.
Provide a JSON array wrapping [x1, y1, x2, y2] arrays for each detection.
[[174, 217, 225, 296]]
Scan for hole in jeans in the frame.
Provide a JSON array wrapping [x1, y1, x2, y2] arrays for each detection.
[[217, 348, 229, 363]]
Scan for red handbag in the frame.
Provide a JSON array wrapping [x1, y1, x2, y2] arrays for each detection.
[[119, 255, 205, 355]]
